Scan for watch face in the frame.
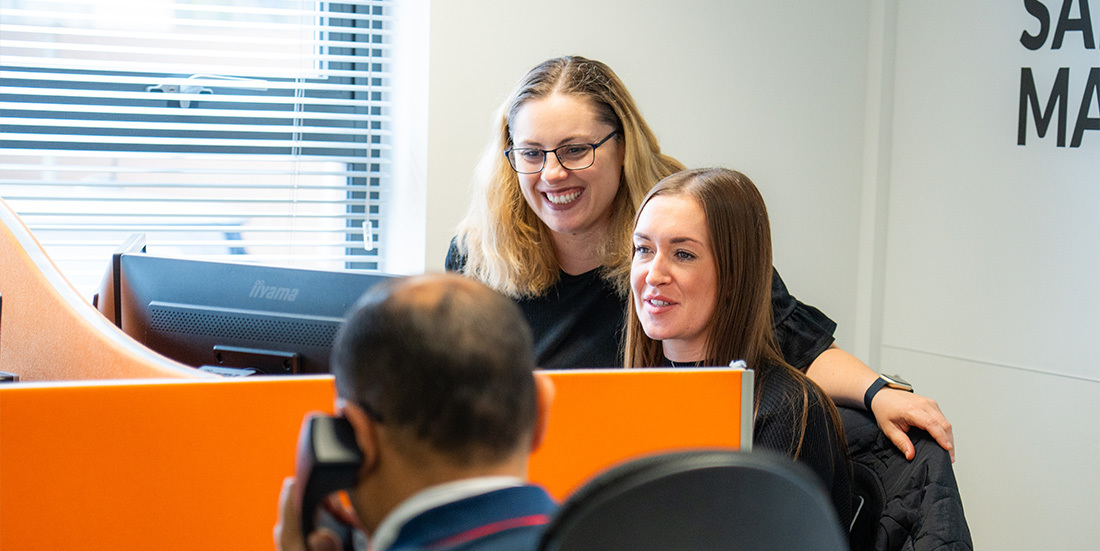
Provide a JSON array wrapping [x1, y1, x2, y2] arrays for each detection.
[[881, 374, 913, 391]]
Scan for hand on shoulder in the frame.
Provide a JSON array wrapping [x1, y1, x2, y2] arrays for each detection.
[[871, 390, 955, 462]]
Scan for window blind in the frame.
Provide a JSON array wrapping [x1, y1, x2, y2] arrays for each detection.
[[0, 0, 393, 296]]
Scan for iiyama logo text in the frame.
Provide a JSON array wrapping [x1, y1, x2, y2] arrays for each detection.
[[249, 280, 299, 302]]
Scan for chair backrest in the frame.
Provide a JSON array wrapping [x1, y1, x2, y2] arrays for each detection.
[[539, 449, 848, 551]]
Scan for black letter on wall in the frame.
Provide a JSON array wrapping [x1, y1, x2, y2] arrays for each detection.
[[1019, 67, 1070, 146], [1071, 67, 1100, 147], [1021, 0, 1051, 50], [1053, 0, 1096, 49]]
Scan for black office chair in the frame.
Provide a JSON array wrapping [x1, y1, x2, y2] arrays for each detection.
[[538, 449, 848, 551], [839, 406, 972, 551]]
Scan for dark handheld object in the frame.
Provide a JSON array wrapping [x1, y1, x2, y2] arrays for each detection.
[[295, 414, 364, 540]]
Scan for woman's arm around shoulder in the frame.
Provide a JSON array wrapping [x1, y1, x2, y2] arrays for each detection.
[[805, 345, 955, 462]]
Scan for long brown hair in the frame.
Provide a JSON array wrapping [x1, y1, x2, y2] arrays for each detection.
[[455, 56, 684, 298], [625, 168, 842, 458]]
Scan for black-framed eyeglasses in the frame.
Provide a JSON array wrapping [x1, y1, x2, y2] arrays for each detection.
[[504, 130, 618, 174]]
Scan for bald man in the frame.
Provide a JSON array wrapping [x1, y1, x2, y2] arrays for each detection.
[[276, 273, 556, 551]]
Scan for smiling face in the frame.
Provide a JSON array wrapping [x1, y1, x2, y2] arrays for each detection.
[[509, 93, 624, 245], [630, 194, 719, 362]]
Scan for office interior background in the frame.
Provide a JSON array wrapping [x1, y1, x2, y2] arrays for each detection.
[[3, 1, 1097, 549], [424, 3, 1098, 548]]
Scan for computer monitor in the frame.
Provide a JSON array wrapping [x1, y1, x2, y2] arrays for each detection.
[[97, 237, 396, 375]]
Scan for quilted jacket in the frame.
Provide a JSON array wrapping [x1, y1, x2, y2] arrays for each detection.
[[839, 407, 973, 551]]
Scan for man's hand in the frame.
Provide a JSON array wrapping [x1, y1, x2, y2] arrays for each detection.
[[274, 477, 343, 551]]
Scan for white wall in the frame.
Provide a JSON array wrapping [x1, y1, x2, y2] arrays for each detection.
[[877, 0, 1100, 548], [424, 1, 1100, 549], [424, 0, 870, 348]]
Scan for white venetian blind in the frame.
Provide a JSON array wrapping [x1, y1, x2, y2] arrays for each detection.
[[0, 0, 393, 296]]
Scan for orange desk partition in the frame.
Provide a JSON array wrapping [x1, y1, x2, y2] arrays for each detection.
[[0, 197, 203, 381], [531, 368, 751, 499], [0, 376, 338, 551], [0, 368, 750, 551]]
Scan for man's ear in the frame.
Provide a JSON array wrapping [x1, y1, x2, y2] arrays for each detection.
[[339, 402, 381, 476], [529, 371, 556, 453]]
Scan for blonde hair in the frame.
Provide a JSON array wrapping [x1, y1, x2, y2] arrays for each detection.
[[454, 56, 683, 298]]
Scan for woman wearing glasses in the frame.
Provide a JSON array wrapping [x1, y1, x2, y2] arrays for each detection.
[[447, 56, 954, 461]]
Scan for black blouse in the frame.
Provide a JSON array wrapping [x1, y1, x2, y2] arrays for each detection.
[[445, 240, 837, 370], [751, 361, 854, 529]]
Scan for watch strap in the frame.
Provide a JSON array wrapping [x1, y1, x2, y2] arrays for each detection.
[[863, 377, 889, 411]]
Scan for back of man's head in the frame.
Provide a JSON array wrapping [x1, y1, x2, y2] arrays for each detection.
[[331, 273, 537, 467]]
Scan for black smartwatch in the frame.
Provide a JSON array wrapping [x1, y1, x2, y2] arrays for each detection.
[[863, 374, 914, 410]]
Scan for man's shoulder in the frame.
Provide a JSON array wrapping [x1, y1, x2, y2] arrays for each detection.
[[393, 485, 556, 551], [441, 523, 547, 551]]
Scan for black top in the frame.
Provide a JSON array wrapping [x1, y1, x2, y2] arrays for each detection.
[[840, 406, 972, 550], [752, 361, 854, 529], [445, 239, 837, 370]]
